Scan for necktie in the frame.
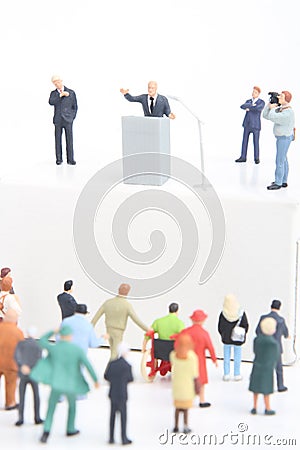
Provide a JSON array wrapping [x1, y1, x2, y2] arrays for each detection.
[[150, 97, 154, 114]]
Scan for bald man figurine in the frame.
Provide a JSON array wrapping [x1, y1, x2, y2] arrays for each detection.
[[49, 75, 78, 165], [120, 81, 175, 119]]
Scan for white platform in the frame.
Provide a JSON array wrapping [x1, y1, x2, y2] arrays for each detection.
[[1, 150, 300, 365]]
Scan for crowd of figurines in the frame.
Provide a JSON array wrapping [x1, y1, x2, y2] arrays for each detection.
[[0, 268, 289, 443]]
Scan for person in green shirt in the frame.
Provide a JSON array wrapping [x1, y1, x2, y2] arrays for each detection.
[[142, 303, 185, 352]]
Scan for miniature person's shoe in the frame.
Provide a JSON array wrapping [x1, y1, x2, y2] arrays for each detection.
[[199, 402, 211, 408], [272, 182, 288, 188], [250, 408, 257, 415], [265, 409, 276, 415], [40, 431, 49, 443], [267, 183, 281, 190], [183, 427, 192, 434], [235, 157, 246, 163], [172, 427, 179, 433], [67, 160, 76, 165], [66, 430, 80, 436], [108, 438, 115, 444], [5, 403, 19, 410], [278, 386, 288, 392], [234, 375, 243, 381], [56, 160, 63, 165], [222, 375, 230, 381], [35, 418, 44, 425], [15, 420, 23, 426], [122, 438, 132, 445]]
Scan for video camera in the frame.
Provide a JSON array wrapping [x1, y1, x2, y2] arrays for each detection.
[[268, 92, 281, 106]]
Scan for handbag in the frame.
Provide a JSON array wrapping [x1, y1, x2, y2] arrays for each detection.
[[231, 312, 246, 342]]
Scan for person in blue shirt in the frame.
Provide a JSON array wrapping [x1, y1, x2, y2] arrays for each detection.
[[62, 304, 107, 354]]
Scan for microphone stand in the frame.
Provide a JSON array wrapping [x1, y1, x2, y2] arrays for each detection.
[[167, 95, 205, 187]]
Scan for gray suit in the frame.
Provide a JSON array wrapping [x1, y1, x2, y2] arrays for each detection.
[[14, 338, 43, 424], [124, 93, 171, 117]]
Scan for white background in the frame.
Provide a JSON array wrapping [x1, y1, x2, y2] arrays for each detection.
[[0, 0, 300, 362]]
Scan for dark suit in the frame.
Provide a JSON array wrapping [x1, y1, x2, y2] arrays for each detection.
[[104, 357, 133, 444], [49, 87, 78, 163], [57, 292, 78, 320], [256, 310, 289, 390], [14, 338, 43, 424], [240, 98, 265, 161], [124, 93, 171, 118]]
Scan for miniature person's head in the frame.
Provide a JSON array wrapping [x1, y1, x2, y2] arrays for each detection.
[[190, 309, 207, 324], [64, 280, 73, 292], [1, 277, 13, 293], [222, 294, 240, 321], [0, 267, 11, 279], [59, 324, 73, 341], [175, 334, 194, 359], [252, 86, 261, 98], [117, 341, 130, 359], [75, 304, 89, 315], [271, 299, 281, 311], [260, 317, 277, 336], [279, 91, 292, 105], [118, 283, 131, 297], [148, 81, 158, 97], [169, 303, 179, 314], [26, 326, 38, 338], [3, 308, 18, 324], [51, 75, 63, 91]]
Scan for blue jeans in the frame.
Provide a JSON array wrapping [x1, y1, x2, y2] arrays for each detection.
[[223, 344, 242, 376], [275, 135, 293, 185]]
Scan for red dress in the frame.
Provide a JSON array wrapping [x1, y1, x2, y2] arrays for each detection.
[[180, 324, 216, 385]]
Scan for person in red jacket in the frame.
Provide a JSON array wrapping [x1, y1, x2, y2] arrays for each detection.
[[179, 309, 218, 408]]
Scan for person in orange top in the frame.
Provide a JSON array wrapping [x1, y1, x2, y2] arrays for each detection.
[[0, 308, 24, 409], [179, 309, 218, 408]]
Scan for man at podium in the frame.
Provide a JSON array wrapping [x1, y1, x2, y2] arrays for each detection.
[[120, 81, 175, 119]]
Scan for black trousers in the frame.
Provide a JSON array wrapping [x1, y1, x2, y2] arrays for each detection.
[[18, 375, 41, 422], [109, 400, 128, 442], [276, 354, 285, 390], [54, 119, 74, 163]]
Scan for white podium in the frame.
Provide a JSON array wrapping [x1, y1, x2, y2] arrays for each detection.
[[121, 116, 170, 185]]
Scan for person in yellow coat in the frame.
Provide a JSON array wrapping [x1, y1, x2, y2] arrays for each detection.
[[170, 334, 199, 434]]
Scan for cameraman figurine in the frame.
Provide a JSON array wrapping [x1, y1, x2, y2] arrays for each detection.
[[235, 86, 265, 164], [263, 91, 295, 190]]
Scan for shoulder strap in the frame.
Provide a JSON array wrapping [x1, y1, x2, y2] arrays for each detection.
[[236, 310, 244, 326]]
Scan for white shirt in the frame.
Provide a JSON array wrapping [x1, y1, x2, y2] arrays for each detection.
[[148, 94, 157, 112], [0, 292, 22, 318]]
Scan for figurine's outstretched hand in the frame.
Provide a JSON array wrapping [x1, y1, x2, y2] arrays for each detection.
[[120, 88, 129, 95]]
